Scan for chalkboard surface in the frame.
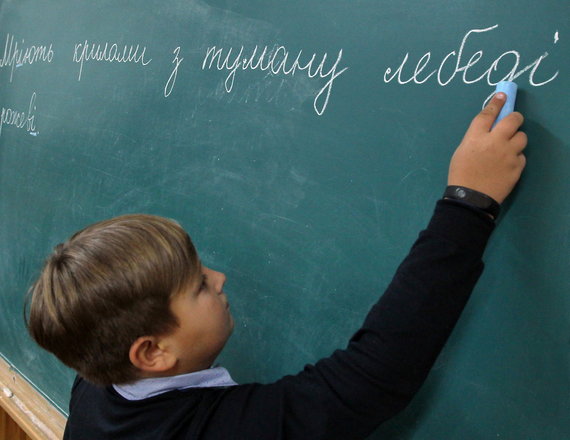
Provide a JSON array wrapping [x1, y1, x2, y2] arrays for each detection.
[[1, 0, 569, 437]]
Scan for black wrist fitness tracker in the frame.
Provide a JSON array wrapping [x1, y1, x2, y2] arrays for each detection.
[[443, 185, 500, 220]]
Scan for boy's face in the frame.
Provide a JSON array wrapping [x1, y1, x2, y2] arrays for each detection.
[[167, 264, 234, 373]]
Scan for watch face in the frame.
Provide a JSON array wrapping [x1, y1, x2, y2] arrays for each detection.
[[455, 188, 467, 199]]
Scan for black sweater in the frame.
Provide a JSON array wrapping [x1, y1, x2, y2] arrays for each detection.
[[63, 200, 494, 440]]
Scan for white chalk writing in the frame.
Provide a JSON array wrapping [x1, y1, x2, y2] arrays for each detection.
[[0, 92, 37, 137], [201, 45, 348, 115], [164, 46, 183, 98], [72, 40, 152, 81], [384, 25, 559, 100], [0, 34, 54, 82]]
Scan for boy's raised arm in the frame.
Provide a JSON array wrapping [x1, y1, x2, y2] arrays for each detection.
[[207, 94, 527, 439]]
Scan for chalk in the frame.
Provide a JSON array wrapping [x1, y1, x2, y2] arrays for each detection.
[[2, 386, 14, 398], [493, 81, 518, 127]]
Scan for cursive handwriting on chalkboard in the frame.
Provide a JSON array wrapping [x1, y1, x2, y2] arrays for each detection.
[[164, 47, 184, 98], [72, 41, 152, 81], [383, 25, 559, 98], [201, 45, 348, 116], [0, 92, 37, 137], [0, 24, 563, 137], [0, 34, 54, 82]]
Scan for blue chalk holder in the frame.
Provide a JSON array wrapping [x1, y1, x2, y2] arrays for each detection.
[[493, 81, 518, 127]]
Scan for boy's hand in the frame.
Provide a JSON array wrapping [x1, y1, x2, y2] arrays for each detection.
[[448, 93, 527, 204]]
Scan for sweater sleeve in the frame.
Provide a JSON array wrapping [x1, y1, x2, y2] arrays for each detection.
[[206, 200, 495, 440]]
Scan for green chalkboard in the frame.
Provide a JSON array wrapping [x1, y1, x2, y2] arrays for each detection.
[[1, 0, 569, 437]]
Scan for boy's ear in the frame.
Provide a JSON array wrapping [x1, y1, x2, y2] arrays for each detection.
[[129, 336, 177, 374]]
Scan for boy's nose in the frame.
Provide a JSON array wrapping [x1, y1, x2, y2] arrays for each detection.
[[218, 272, 226, 292], [203, 266, 226, 292], [213, 269, 226, 292]]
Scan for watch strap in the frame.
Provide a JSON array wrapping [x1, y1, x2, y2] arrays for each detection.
[[443, 185, 500, 220]]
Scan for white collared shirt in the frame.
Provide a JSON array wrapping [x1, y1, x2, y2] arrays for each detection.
[[113, 366, 237, 401]]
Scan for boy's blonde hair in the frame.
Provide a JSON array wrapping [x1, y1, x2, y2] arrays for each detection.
[[26, 214, 199, 386]]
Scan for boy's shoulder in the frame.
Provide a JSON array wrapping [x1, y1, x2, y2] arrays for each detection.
[[66, 376, 223, 438], [66, 376, 289, 439]]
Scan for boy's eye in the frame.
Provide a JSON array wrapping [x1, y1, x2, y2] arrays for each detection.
[[200, 275, 208, 291]]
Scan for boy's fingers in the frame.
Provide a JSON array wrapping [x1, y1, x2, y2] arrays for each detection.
[[510, 130, 528, 154], [493, 112, 525, 139], [468, 93, 506, 134]]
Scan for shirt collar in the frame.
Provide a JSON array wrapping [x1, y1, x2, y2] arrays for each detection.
[[112, 366, 237, 401]]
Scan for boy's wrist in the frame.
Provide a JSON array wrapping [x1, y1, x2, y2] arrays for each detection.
[[443, 185, 500, 220]]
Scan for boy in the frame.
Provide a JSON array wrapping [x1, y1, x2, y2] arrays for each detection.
[[27, 93, 526, 439]]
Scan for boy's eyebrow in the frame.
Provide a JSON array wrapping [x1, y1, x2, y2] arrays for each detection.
[[184, 261, 203, 294], [194, 260, 203, 277], [194, 262, 206, 291]]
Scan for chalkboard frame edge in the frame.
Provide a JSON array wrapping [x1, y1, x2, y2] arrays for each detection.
[[0, 356, 66, 440]]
